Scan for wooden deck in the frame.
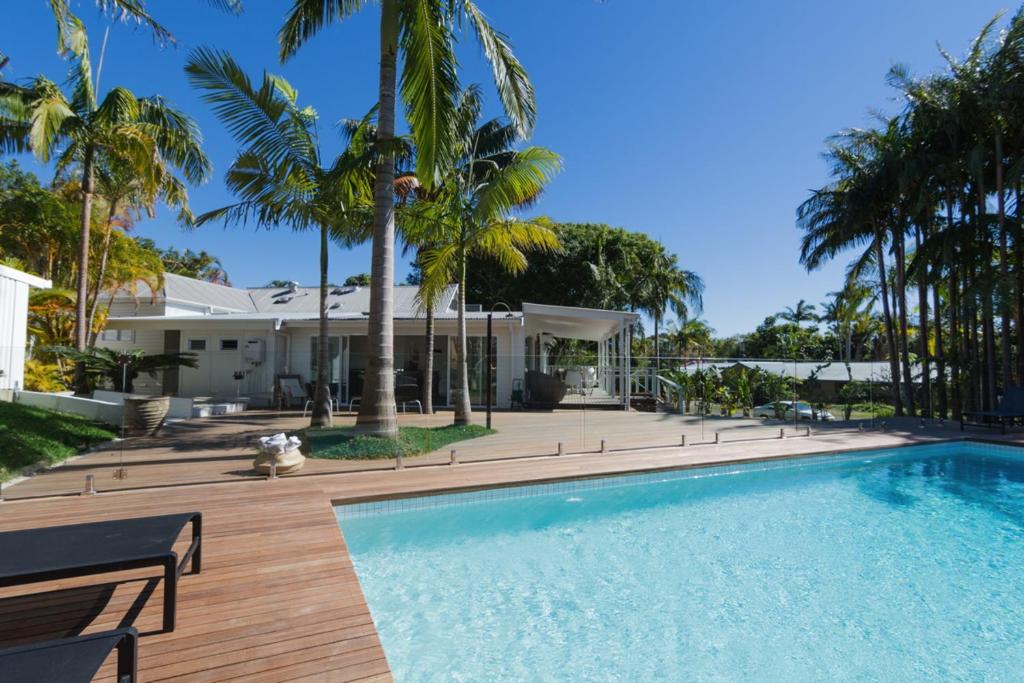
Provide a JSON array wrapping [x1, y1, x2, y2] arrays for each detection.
[[2, 412, 1021, 681]]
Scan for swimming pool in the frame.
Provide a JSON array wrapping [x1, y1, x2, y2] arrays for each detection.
[[337, 441, 1024, 681]]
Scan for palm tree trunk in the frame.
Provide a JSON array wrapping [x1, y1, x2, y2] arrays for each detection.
[[997, 133, 1012, 391], [916, 224, 930, 417], [423, 302, 434, 414], [454, 252, 472, 425], [355, 0, 399, 438], [75, 145, 96, 351], [895, 229, 915, 414], [72, 144, 96, 394], [874, 230, 902, 416], [979, 181, 998, 410], [87, 200, 119, 346], [311, 223, 332, 428], [950, 264, 961, 420], [1016, 183, 1024, 386], [654, 313, 660, 380]]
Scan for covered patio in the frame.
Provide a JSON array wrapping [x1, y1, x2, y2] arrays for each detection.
[[521, 303, 640, 409]]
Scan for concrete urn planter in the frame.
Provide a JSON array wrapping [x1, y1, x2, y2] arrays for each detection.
[[254, 433, 305, 475], [123, 395, 171, 436]]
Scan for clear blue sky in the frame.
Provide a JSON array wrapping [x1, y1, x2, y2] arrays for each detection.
[[3, 0, 1013, 336]]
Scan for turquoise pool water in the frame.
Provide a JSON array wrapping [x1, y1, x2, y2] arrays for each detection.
[[337, 442, 1024, 681]]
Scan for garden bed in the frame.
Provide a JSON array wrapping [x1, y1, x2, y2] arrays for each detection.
[[0, 401, 117, 482], [304, 424, 495, 460]]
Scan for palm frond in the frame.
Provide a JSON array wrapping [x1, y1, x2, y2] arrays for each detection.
[[461, 1, 536, 137], [278, 0, 368, 61], [472, 146, 562, 221], [400, 0, 460, 188]]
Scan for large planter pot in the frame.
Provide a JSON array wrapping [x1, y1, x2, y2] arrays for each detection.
[[123, 395, 170, 436]]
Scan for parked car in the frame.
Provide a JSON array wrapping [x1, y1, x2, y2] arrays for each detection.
[[751, 400, 834, 421]]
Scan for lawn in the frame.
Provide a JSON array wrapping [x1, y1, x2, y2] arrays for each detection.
[[304, 424, 495, 460], [0, 401, 117, 482]]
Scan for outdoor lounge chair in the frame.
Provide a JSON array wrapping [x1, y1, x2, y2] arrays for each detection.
[[0, 512, 202, 633], [961, 386, 1024, 433], [1, 627, 138, 683], [395, 382, 423, 413]]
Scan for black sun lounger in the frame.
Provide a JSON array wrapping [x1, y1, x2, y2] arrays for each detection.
[[0, 627, 138, 683], [0, 512, 201, 632], [961, 386, 1024, 434]]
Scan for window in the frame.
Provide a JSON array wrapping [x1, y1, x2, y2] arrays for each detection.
[[220, 339, 239, 351], [100, 329, 134, 342], [187, 338, 207, 352]]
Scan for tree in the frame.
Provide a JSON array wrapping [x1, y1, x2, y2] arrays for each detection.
[[0, 38, 209, 363], [404, 88, 561, 424], [186, 48, 374, 428], [136, 238, 229, 284], [778, 299, 819, 326], [279, 0, 537, 438], [633, 250, 703, 374], [343, 273, 371, 287]]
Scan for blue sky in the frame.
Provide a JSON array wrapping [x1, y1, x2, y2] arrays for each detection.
[[3, 0, 1014, 336]]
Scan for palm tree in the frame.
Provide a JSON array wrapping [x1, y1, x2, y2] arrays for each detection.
[[404, 88, 561, 425], [185, 48, 374, 428], [0, 41, 209, 361], [279, 0, 537, 438], [778, 299, 819, 327], [634, 251, 703, 375]]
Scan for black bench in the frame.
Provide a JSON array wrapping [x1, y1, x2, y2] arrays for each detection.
[[962, 386, 1024, 434], [0, 512, 201, 632], [0, 627, 138, 683]]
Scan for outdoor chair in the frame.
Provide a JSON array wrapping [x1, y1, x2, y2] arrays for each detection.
[[961, 386, 1024, 434], [276, 374, 306, 410], [301, 381, 337, 416], [564, 369, 584, 395], [0, 512, 202, 633], [1, 627, 138, 683], [395, 382, 423, 413]]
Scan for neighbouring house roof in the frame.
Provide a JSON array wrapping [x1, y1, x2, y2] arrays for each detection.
[[687, 360, 934, 383]]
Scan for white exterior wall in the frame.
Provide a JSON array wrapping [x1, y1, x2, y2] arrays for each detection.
[[177, 326, 275, 399], [0, 266, 51, 392]]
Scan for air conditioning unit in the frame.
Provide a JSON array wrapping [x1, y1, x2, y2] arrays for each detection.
[[243, 338, 265, 364]]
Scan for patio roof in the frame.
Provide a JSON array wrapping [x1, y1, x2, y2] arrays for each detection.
[[522, 302, 639, 342]]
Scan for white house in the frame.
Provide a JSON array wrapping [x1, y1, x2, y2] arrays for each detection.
[[99, 274, 639, 409], [0, 264, 51, 395]]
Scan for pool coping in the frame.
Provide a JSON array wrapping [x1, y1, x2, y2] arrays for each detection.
[[330, 434, 1009, 509]]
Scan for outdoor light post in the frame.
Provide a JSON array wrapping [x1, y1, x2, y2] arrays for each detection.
[[486, 303, 513, 430]]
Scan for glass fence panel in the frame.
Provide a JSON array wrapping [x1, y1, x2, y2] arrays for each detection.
[[0, 345, 953, 500]]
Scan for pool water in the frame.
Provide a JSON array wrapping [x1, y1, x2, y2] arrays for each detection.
[[337, 442, 1024, 681]]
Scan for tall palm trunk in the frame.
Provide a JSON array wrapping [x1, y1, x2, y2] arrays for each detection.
[[75, 144, 96, 351], [355, 0, 399, 438], [1016, 183, 1024, 385], [997, 133, 1012, 390], [874, 229, 902, 416], [454, 252, 472, 425], [311, 223, 332, 428], [72, 144, 96, 394], [423, 302, 434, 414], [979, 181, 998, 409], [87, 199, 119, 346], [950, 263, 961, 420], [895, 228, 915, 414], [653, 313, 661, 380], [915, 224, 930, 417]]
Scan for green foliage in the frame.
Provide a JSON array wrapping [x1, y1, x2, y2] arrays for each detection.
[[304, 424, 495, 459], [720, 316, 837, 360], [343, 273, 371, 287], [135, 237, 229, 284], [23, 359, 67, 392], [0, 401, 116, 482], [49, 347, 198, 393], [465, 222, 699, 315]]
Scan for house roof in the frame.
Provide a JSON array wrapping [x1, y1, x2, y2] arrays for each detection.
[[522, 302, 640, 342], [110, 274, 458, 318]]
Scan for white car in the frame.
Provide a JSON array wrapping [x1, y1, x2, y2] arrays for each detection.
[[751, 400, 834, 421]]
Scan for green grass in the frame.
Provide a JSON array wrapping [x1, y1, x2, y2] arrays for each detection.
[[0, 401, 117, 482], [304, 424, 496, 460]]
